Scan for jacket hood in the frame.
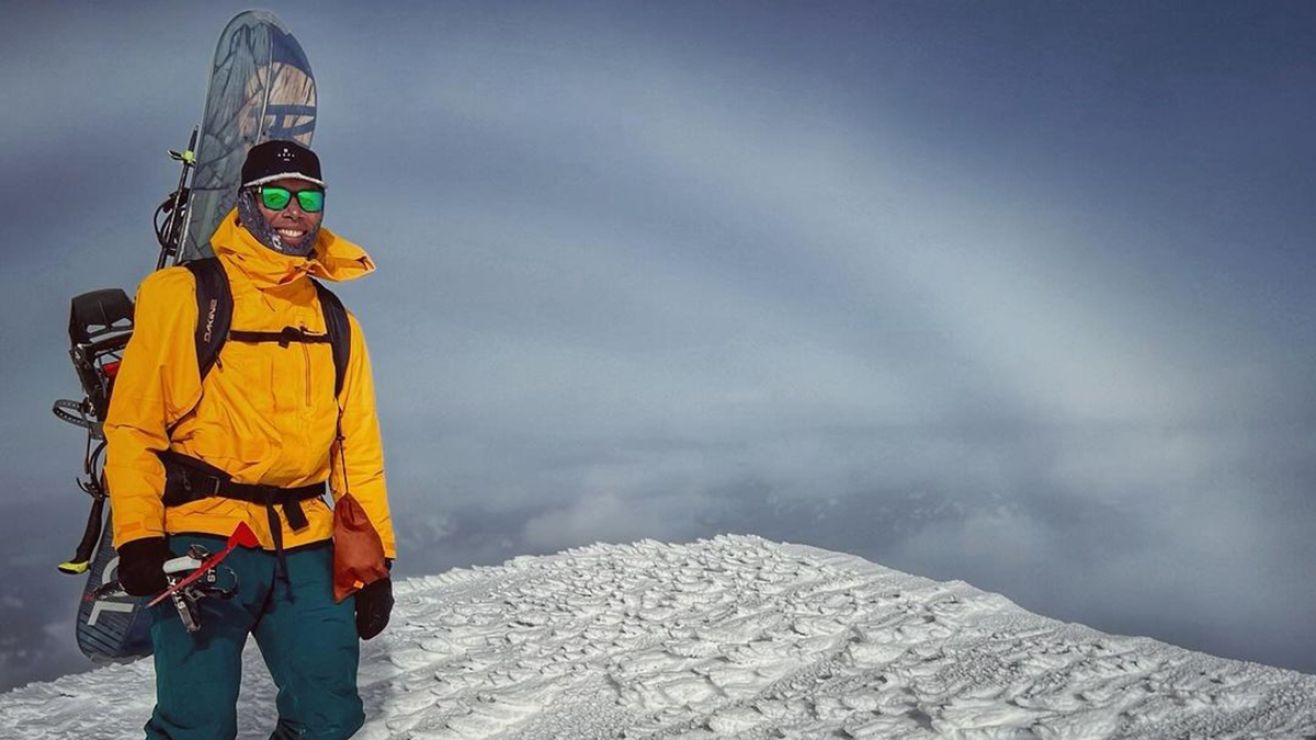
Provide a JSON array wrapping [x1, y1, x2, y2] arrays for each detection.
[[212, 209, 375, 287]]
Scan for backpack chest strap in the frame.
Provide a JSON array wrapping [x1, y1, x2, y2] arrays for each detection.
[[229, 326, 333, 348], [184, 257, 351, 397]]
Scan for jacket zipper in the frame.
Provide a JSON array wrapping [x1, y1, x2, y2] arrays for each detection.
[[300, 333, 312, 406]]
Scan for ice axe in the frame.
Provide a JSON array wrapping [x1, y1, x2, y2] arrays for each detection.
[[148, 521, 259, 607]]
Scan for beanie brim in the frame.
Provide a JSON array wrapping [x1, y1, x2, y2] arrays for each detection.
[[243, 172, 326, 189]]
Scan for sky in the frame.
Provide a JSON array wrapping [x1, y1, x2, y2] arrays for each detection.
[[2, 1, 1315, 692]]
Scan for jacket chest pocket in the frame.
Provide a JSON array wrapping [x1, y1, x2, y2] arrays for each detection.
[[270, 339, 325, 414], [214, 343, 277, 415], [292, 340, 335, 415]]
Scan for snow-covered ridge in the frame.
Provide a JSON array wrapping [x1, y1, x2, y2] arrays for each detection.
[[3, 535, 1314, 738]]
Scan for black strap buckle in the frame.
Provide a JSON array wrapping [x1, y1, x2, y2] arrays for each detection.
[[179, 467, 222, 498], [278, 326, 303, 348]]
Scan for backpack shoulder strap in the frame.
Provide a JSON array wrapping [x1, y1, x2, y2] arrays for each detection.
[[178, 262, 349, 397], [182, 258, 232, 382], [311, 278, 351, 398]]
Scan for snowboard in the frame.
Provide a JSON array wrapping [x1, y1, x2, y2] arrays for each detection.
[[71, 9, 317, 662]]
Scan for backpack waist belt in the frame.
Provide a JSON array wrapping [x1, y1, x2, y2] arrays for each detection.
[[159, 450, 325, 580]]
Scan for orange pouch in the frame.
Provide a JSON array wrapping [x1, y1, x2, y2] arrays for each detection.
[[332, 493, 389, 602]]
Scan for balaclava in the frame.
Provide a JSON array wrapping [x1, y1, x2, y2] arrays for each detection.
[[236, 188, 321, 257]]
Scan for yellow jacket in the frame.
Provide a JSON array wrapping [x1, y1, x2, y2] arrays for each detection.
[[104, 210, 395, 560]]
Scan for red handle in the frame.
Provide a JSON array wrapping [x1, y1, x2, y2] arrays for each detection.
[[148, 522, 258, 607]]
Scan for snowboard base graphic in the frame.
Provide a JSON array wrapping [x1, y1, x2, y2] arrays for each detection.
[[76, 511, 152, 662]]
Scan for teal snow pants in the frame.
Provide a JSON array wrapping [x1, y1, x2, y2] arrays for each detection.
[[145, 534, 364, 740]]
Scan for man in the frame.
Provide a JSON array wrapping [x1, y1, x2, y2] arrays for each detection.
[[104, 140, 395, 739]]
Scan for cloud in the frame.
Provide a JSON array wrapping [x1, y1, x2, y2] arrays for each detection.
[[523, 492, 704, 552]]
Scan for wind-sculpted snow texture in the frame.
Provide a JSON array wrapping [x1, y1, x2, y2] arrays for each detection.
[[4, 536, 1315, 738]]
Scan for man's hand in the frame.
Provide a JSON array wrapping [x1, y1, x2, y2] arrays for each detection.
[[354, 577, 393, 640], [116, 537, 171, 596]]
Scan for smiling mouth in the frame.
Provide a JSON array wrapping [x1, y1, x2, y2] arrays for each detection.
[[277, 228, 307, 241]]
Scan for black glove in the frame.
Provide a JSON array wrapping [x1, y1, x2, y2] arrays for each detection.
[[116, 537, 172, 597], [355, 577, 393, 640]]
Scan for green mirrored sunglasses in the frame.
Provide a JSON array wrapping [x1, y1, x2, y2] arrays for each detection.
[[257, 186, 325, 213]]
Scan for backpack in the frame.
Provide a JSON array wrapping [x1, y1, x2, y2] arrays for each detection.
[[183, 257, 350, 396]]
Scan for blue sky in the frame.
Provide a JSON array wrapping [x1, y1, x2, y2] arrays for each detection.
[[2, 1, 1315, 690]]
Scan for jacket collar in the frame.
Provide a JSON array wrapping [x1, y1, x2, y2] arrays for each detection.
[[211, 208, 375, 288]]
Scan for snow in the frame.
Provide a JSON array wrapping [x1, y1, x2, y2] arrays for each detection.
[[3, 535, 1314, 738]]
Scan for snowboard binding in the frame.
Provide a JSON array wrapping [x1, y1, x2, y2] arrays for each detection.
[[53, 289, 135, 574]]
